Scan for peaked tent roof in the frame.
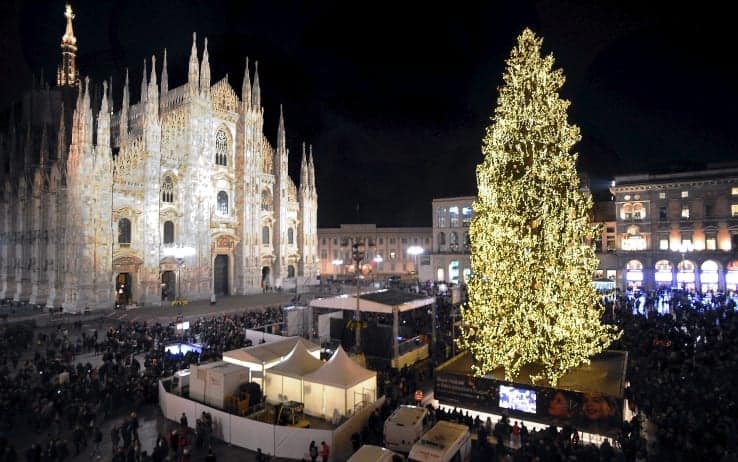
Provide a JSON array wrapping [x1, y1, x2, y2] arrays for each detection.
[[223, 336, 320, 366], [267, 338, 324, 379], [303, 345, 376, 388]]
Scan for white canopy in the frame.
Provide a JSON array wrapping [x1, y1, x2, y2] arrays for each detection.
[[302, 346, 377, 419], [309, 289, 434, 314], [223, 336, 320, 370], [268, 339, 324, 379], [304, 345, 375, 388]]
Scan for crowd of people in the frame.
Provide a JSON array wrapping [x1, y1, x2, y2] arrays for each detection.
[[1, 284, 737, 461], [0, 306, 284, 461]]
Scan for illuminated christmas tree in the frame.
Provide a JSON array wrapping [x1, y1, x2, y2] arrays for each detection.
[[458, 28, 620, 386]]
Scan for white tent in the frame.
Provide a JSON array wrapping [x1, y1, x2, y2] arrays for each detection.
[[265, 339, 324, 404], [222, 337, 320, 387], [302, 346, 377, 419]]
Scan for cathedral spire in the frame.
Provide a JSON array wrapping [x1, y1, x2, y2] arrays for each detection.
[[251, 61, 261, 109], [57, 3, 78, 87], [277, 104, 286, 152], [300, 142, 307, 187], [82, 76, 92, 146], [308, 144, 316, 190], [241, 57, 251, 109], [161, 48, 169, 96], [200, 37, 211, 98], [188, 32, 199, 94], [57, 102, 67, 163], [140, 59, 147, 104], [39, 122, 49, 170], [96, 80, 110, 149], [119, 69, 129, 147]]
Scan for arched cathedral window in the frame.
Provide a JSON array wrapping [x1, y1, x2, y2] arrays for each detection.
[[288, 228, 294, 245], [162, 176, 174, 203], [118, 218, 131, 245], [163, 221, 174, 244], [217, 191, 229, 215], [215, 129, 228, 166], [262, 226, 270, 245]]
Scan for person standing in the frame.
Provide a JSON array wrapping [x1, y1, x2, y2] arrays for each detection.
[[320, 441, 330, 462], [308, 441, 318, 462]]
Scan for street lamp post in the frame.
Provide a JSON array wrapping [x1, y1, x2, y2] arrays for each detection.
[[352, 241, 366, 355]]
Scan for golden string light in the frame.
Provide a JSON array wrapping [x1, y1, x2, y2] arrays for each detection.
[[458, 28, 621, 387]]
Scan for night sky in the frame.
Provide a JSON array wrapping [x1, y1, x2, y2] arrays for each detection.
[[1, 1, 737, 227]]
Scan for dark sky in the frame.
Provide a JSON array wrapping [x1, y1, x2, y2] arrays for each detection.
[[2, 1, 737, 227]]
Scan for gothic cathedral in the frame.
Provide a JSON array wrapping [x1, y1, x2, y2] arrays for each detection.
[[0, 5, 319, 312]]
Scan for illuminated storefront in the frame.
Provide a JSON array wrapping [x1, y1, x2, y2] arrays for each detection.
[[654, 260, 673, 288], [725, 261, 738, 292], [625, 260, 643, 290], [700, 260, 719, 293], [676, 260, 696, 291]]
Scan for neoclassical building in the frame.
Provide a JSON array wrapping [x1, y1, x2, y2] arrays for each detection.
[[610, 165, 738, 293], [0, 6, 318, 311]]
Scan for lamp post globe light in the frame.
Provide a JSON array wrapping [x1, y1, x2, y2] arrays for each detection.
[[162, 245, 196, 304]]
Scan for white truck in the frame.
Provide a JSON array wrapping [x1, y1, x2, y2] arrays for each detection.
[[348, 445, 404, 462], [407, 421, 471, 462], [383, 405, 429, 453]]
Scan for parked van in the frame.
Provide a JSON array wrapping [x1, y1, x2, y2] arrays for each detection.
[[407, 421, 471, 462], [383, 405, 429, 453], [348, 444, 404, 462]]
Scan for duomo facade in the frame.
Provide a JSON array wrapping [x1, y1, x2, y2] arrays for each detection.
[[0, 6, 318, 311]]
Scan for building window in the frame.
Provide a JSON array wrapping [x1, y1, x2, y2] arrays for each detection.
[[163, 221, 174, 244], [450, 231, 459, 245], [320, 250, 327, 260], [732, 187, 738, 196], [287, 265, 295, 278], [606, 236, 616, 252], [262, 226, 270, 245], [118, 218, 131, 245], [659, 239, 669, 250], [333, 238, 337, 245], [379, 238, 384, 244], [449, 206, 460, 227], [161, 176, 174, 203], [215, 129, 228, 166], [390, 251, 396, 260], [732, 204, 738, 217], [322, 238, 326, 245], [706, 238, 717, 250], [217, 191, 229, 215], [436, 208, 447, 227], [390, 238, 396, 244], [705, 203, 713, 217], [401, 238, 407, 244], [659, 206, 667, 220], [438, 232, 446, 245], [681, 207, 690, 219], [681, 191, 689, 198], [462, 206, 473, 226], [288, 228, 294, 245], [659, 192, 666, 199]]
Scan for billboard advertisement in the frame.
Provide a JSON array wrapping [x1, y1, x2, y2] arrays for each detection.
[[435, 372, 623, 435]]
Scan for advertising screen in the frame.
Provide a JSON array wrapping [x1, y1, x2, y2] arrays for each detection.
[[499, 385, 537, 414]]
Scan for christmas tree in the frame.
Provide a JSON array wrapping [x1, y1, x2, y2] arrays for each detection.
[[458, 28, 620, 386]]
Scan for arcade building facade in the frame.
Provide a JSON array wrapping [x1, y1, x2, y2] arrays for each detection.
[[0, 6, 318, 312], [610, 166, 738, 293]]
